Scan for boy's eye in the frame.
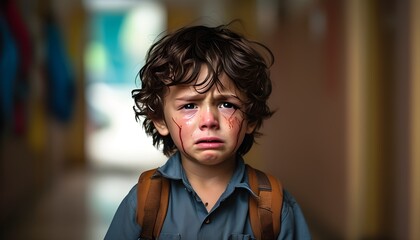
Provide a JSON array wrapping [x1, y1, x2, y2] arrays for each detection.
[[182, 103, 196, 109], [220, 102, 237, 109]]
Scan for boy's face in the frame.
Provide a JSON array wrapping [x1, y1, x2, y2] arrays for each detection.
[[153, 67, 256, 166]]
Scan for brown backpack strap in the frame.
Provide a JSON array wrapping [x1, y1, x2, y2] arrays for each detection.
[[137, 169, 170, 240], [247, 165, 283, 240]]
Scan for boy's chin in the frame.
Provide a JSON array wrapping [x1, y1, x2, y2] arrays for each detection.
[[181, 151, 236, 166]]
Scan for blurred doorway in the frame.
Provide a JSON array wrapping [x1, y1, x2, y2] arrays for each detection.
[[83, 0, 167, 170]]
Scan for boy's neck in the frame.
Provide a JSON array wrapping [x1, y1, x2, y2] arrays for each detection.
[[181, 156, 237, 183]]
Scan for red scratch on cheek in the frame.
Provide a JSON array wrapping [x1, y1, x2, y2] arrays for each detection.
[[227, 110, 238, 129], [172, 118, 191, 158], [233, 118, 244, 153], [228, 117, 234, 129], [171, 118, 184, 150]]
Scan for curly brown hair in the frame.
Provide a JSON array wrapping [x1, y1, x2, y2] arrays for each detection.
[[132, 22, 274, 156]]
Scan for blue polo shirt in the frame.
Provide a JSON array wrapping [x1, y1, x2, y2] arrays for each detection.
[[105, 152, 311, 239]]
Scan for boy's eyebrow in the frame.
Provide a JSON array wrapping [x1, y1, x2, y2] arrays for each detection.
[[173, 93, 204, 101], [173, 93, 243, 102], [215, 92, 242, 101]]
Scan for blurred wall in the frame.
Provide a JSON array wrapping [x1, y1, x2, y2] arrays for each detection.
[[258, 0, 420, 239], [261, 1, 347, 237]]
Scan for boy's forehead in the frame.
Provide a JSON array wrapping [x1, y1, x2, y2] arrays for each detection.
[[173, 75, 240, 95], [165, 66, 243, 97]]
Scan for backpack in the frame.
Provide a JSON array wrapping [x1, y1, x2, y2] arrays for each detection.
[[136, 164, 283, 240]]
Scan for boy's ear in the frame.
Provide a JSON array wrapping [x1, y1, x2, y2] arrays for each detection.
[[153, 119, 170, 136], [246, 121, 257, 134]]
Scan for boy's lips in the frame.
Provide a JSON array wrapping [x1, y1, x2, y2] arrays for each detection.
[[195, 137, 224, 144], [195, 137, 224, 148]]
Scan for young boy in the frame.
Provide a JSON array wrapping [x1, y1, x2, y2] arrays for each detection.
[[105, 23, 311, 239]]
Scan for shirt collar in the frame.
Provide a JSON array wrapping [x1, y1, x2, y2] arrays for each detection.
[[157, 151, 255, 196]]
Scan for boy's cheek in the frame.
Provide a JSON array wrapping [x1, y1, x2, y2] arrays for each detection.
[[219, 108, 237, 116], [180, 110, 197, 120]]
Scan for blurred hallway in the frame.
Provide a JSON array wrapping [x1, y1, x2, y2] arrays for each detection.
[[3, 167, 141, 240]]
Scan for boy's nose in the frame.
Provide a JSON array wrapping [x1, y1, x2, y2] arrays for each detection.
[[199, 107, 219, 130]]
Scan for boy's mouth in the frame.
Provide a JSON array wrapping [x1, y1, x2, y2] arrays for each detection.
[[195, 137, 223, 144]]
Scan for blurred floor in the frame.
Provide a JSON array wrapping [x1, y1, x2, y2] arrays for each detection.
[[2, 167, 142, 240]]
